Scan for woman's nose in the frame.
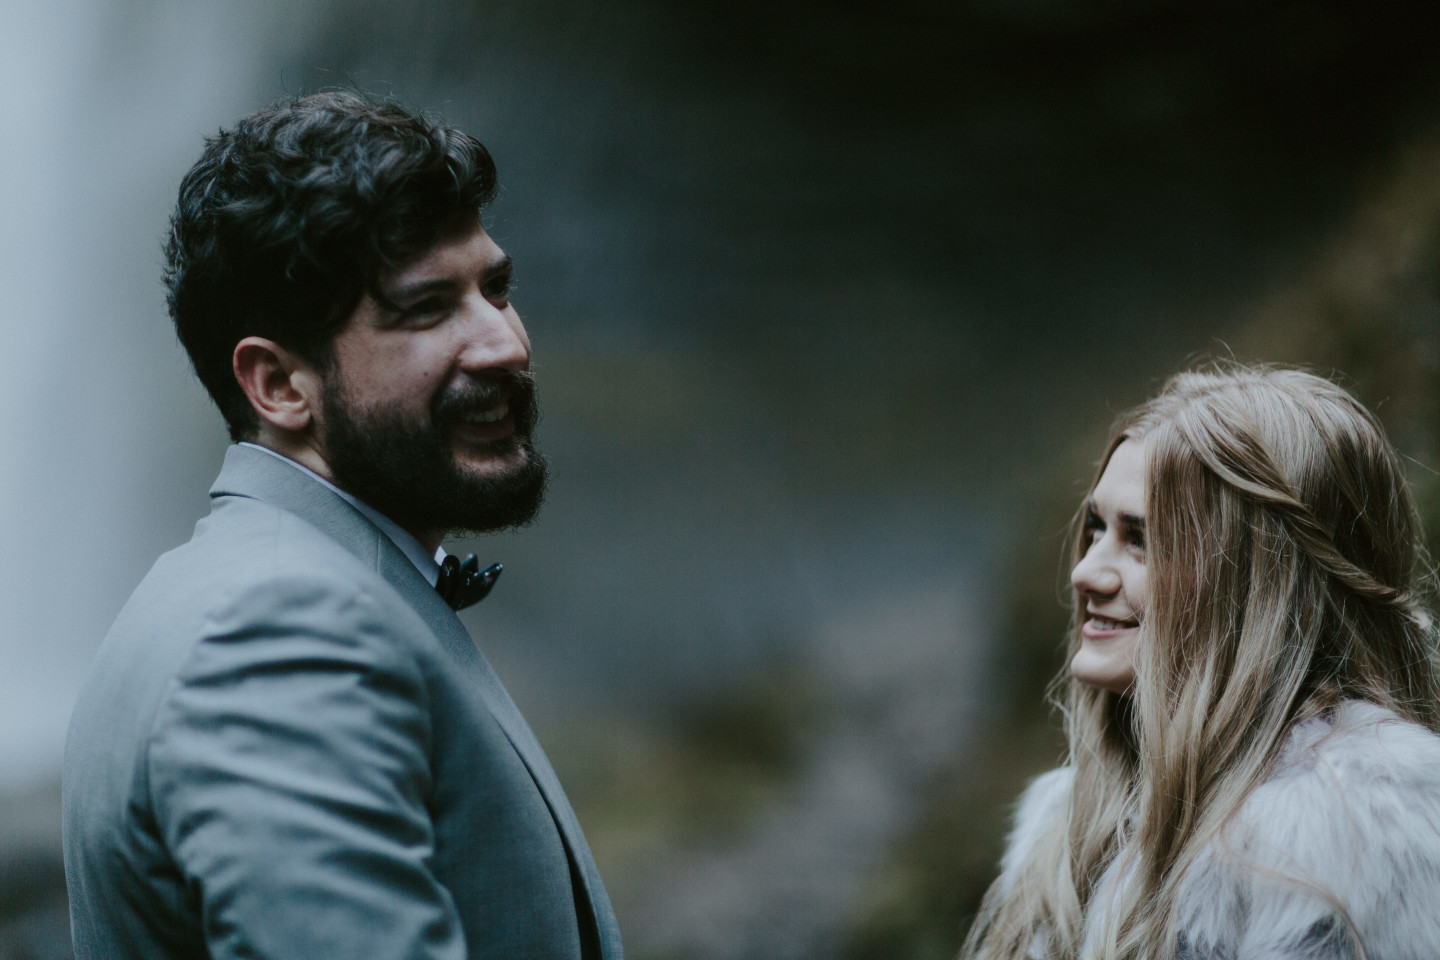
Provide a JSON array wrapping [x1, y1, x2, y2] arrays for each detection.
[[1071, 546, 1120, 598]]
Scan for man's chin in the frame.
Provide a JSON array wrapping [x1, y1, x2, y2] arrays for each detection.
[[450, 441, 531, 479], [321, 377, 547, 536], [431, 436, 548, 533]]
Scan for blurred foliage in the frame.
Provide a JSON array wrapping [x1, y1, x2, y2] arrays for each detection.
[[1232, 135, 1440, 543], [840, 132, 1440, 958], [671, 663, 827, 786], [840, 483, 1081, 959], [545, 660, 829, 915], [841, 715, 1065, 960]]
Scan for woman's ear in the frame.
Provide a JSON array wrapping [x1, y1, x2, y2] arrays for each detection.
[[232, 337, 323, 434]]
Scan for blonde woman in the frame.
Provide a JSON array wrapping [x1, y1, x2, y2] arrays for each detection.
[[964, 365, 1440, 959]]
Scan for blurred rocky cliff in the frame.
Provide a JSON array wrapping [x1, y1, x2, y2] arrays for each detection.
[[845, 123, 1440, 960]]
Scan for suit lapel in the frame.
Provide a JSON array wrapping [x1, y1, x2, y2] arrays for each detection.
[[382, 548, 621, 954], [210, 445, 621, 955], [396, 560, 621, 950]]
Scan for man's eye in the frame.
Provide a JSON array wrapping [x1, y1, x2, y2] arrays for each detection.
[[401, 298, 446, 321], [483, 275, 512, 302]]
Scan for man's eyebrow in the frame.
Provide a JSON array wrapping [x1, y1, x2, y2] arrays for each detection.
[[382, 277, 456, 303], [482, 255, 513, 281]]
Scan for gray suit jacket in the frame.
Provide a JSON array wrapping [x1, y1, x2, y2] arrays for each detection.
[[63, 444, 622, 959]]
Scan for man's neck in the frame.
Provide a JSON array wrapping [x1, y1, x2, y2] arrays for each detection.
[[242, 436, 447, 554], [252, 433, 333, 484]]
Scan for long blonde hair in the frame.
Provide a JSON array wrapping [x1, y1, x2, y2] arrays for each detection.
[[963, 364, 1440, 959]]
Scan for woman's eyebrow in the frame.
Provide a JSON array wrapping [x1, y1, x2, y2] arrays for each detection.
[[1118, 512, 1146, 529]]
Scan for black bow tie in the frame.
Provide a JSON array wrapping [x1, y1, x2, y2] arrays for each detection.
[[435, 554, 503, 610]]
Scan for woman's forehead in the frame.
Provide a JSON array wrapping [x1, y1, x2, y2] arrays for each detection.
[[1093, 439, 1147, 514]]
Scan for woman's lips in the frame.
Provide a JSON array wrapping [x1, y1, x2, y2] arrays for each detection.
[[1081, 615, 1139, 639]]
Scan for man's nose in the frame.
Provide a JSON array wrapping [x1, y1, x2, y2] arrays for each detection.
[[1071, 546, 1120, 598], [456, 296, 530, 372]]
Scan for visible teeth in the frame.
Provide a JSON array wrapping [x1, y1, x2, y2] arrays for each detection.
[[1091, 617, 1136, 630], [465, 403, 508, 424]]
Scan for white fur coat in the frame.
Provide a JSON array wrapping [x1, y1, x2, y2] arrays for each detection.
[[1000, 701, 1440, 958]]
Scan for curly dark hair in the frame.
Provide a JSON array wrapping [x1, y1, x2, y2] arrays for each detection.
[[164, 90, 498, 440]]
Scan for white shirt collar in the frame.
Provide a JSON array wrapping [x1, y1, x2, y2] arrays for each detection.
[[239, 442, 446, 586]]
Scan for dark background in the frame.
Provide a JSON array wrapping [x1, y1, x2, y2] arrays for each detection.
[[4, 1, 1440, 957]]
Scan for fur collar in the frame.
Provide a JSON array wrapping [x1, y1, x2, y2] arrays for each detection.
[[1002, 701, 1440, 957]]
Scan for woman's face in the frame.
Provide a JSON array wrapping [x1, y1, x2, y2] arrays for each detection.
[[1070, 438, 1148, 694]]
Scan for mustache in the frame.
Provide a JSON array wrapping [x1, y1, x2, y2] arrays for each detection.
[[432, 369, 540, 434]]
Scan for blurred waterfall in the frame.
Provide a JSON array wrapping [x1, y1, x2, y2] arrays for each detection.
[[0, 0, 335, 792]]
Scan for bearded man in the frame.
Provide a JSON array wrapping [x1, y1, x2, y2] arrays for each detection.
[[61, 91, 622, 960]]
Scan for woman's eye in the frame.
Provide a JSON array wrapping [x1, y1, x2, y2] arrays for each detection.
[[1124, 525, 1146, 551], [1084, 509, 1104, 542]]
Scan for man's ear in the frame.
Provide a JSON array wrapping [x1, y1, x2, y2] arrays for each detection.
[[233, 337, 324, 434]]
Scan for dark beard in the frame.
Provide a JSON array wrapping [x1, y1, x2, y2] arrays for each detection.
[[320, 369, 548, 537]]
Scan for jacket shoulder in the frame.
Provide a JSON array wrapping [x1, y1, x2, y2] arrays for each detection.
[[69, 494, 431, 800], [134, 495, 401, 631]]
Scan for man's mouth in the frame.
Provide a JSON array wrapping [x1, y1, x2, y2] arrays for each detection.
[[462, 402, 509, 424], [450, 400, 517, 447], [433, 370, 537, 447]]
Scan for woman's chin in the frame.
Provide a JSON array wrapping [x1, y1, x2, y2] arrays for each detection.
[[1070, 645, 1136, 694]]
